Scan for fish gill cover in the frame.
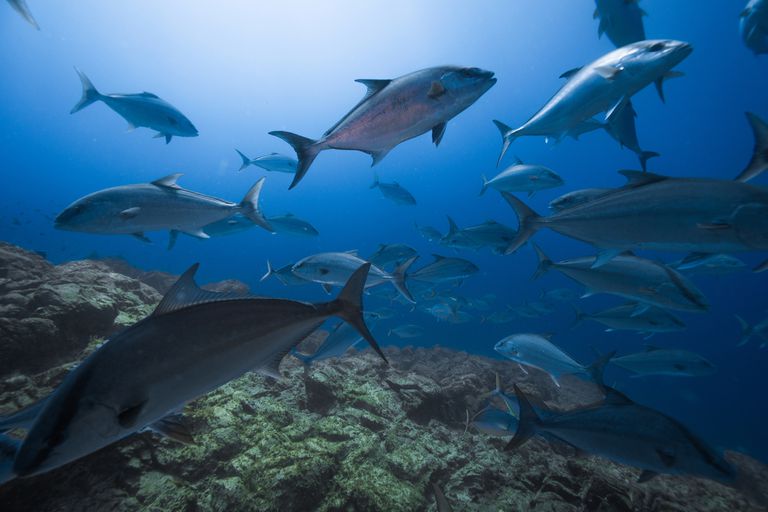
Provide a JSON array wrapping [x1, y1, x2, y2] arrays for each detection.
[[0, 1, 767, 510]]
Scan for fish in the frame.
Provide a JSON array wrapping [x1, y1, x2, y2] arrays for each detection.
[[260, 261, 310, 287], [365, 307, 397, 320], [70, 68, 198, 143], [291, 251, 417, 303], [201, 214, 256, 239], [370, 174, 417, 205], [7, 0, 39, 29], [439, 217, 485, 251], [533, 245, 708, 313], [409, 254, 479, 284], [503, 170, 768, 269], [593, 0, 647, 48], [440, 217, 517, 253], [55, 174, 272, 243], [507, 384, 735, 484], [388, 324, 424, 338], [734, 315, 768, 346], [235, 150, 298, 173], [292, 319, 376, 366], [603, 98, 659, 171], [494, 333, 612, 387], [468, 405, 518, 437], [0, 263, 385, 483], [368, 243, 418, 269], [479, 158, 564, 196], [740, 0, 768, 55], [548, 188, 612, 212], [669, 253, 747, 276], [735, 112, 768, 182], [573, 304, 685, 336], [493, 39, 692, 164], [269, 65, 496, 188], [265, 214, 319, 237], [610, 346, 716, 377], [415, 223, 442, 242]]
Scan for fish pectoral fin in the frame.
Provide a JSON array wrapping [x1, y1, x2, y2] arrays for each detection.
[[131, 232, 152, 243], [119, 207, 141, 219], [117, 399, 148, 429], [427, 80, 446, 99], [696, 222, 731, 231], [637, 470, 659, 483], [367, 148, 390, 167], [655, 448, 676, 468], [178, 227, 210, 239], [147, 413, 194, 444], [432, 122, 447, 147], [594, 65, 623, 81]]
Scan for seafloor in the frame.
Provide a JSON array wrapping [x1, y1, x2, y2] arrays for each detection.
[[0, 242, 765, 511]]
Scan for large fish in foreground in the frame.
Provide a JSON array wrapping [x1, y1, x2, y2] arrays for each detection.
[[269, 66, 496, 188], [593, 0, 647, 48], [55, 174, 272, 242], [507, 384, 736, 484], [0, 264, 385, 484], [493, 39, 691, 164], [70, 68, 198, 143], [503, 170, 768, 270]]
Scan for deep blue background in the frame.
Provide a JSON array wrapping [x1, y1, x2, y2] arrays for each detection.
[[1, 1, 767, 463]]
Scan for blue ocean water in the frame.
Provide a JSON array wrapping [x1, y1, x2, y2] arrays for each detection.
[[0, 0, 766, 467]]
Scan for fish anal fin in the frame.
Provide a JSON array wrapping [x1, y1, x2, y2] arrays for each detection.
[[432, 122, 447, 146], [117, 399, 147, 429], [148, 413, 194, 444]]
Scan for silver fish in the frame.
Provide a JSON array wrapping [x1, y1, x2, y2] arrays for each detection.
[[55, 174, 271, 242], [480, 159, 564, 196], [493, 39, 692, 163], [532, 244, 709, 313], [266, 214, 319, 237], [70, 68, 198, 143], [410, 254, 479, 284], [610, 346, 716, 377], [270, 66, 496, 188], [669, 253, 746, 276], [235, 150, 298, 173], [593, 0, 647, 48], [1, 263, 384, 483], [740, 0, 768, 55], [415, 223, 443, 242], [573, 304, 685, 335], [388, 324, 424, 338], [370, 173, 416, 205]]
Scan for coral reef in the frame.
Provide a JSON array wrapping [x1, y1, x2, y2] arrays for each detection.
[[0, 244, 765, 511]]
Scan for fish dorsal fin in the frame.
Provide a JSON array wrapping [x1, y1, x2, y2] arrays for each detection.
[[153, 264, 245, 316], [138, 91, 159, 98], [559, 67, 582, 80], [151, 173, 183, 189], [618, 169, 668, 188], [323, 79, 391, 137], [343, 249, 359, 256], [446, 216, 459, 234]]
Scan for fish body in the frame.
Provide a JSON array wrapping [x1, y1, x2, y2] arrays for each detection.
[[493, 40, 691, 163], [494, 333, 595, 385], [740, 0, 768, 55], [266, 214, 319, 237], [470, 406, 518, 436], [236, 150, 298, 173], [533, 245, 708, 313], [368, 243, 418, 268], [410, 254, 479, 283], [574, 304, 685, 334], [371, 174, 416, 205], [441, 218, 516, 253], [388, 324, 424, 338], [70, 69, 197, 143], [593, 0, 647, 48], [4, 264, 383, 482], [611, 347, 716, 377], [55, 175, 271, 240], [269, 66, 496, 188], [480, 162, 564, 196]]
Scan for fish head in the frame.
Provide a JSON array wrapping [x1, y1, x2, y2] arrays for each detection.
[[619, 39, 693, 78], [494, 336, 521, 359], [538, 168, 565, 188], [434, 66, 496, 105], [165, 112, 198, 137], [54, 194, 114, 232], [291, 256, 337, 282]]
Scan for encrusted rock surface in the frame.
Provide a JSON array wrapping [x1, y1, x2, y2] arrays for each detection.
[[0, 243, 766, 511]]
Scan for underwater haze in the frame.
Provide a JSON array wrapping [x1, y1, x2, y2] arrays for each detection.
[[2, 0, 768, 508]]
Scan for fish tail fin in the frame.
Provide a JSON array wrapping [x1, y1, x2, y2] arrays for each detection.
[[531, 242, 553, 280], [501, 192, 542, 254], [370, 172, 379, 189], [504, 385, 541, 451], [235, 149, 251, 172], [735, 315, 754, 346], [735, 112, 768, 182], [479, 174, 489, 196], [0, 434, 19, 485], [268, 131, 321, 189], [391, 255, 418, 304], [586, 350, 616, 386], [70, 67, 102, 114], [639, 151, 660, 172], [333, 263, 388, 364], [570, 304, 586, 329], [260, 260, 275, 282], [240, 177, 273, 232], [492, 120, 517, 166]]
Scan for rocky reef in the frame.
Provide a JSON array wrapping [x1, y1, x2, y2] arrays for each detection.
[[0, 243, 766, 511]]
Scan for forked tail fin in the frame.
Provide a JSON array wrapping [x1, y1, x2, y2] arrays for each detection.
[[268, 131, 321, 189]]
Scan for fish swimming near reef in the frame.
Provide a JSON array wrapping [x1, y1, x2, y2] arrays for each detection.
[[70, 68, 198, 143], [593, 0, 647, 48], [7, 0, 39, 29], [533, 244, 708, 313], [573, 304, 685, 337], [493, 39, 691, 164], [0, 263, 385, 484], [235, 150, 298, 173], [740, 0, 768, 55], [370, 173, 417, 205], [504, 169, 768, 271], [507, 384, 735, 484], [55, 174, 272, 243], [270, 65, 496, 188]]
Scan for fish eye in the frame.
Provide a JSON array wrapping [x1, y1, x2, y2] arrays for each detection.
[[648, 42, 666, 52], [319, 268, 330, 275], [167, 116, 178, 125]]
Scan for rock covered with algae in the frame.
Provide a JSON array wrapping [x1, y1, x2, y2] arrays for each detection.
[[0, 244, 766, 511]]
